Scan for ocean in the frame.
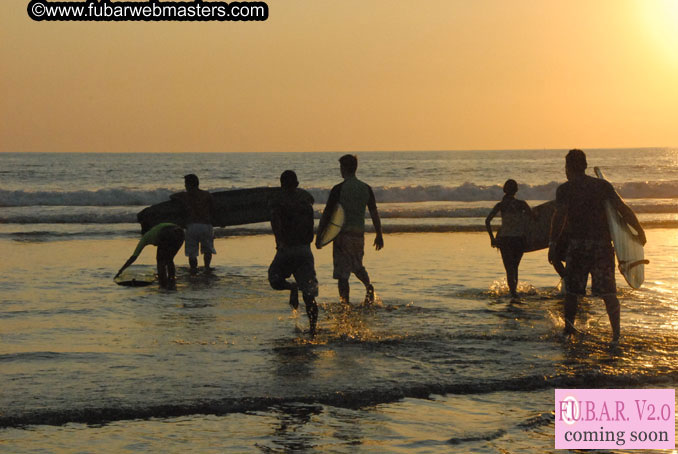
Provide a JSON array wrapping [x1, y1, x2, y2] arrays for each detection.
[[1, 149, 677, 453]]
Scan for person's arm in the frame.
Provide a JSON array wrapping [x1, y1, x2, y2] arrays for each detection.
[[609, 190, 646, 245], [549, 189, 567, 265], [269, 202, 283, 248], [485, 202, 501, 247], [315, 185, 340, 249], [549, 209, 567, 265], [115, 233, 149, 278], [115, 255, 138, 279], [208, 192, 217, 225], [367, 186, 383, 251]]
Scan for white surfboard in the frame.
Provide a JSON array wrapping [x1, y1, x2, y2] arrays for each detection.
[[317, 204, 345, 248], [594, 167, 648, 289]]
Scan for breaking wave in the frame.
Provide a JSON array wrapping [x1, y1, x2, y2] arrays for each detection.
[[2, 180, 678, 207]]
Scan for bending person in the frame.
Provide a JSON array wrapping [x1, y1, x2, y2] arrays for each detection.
[[485, 179, 531, 300], [115, 223, 185, 289]]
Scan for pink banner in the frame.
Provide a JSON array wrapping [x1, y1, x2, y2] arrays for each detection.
[[555, 389, 675, 450]]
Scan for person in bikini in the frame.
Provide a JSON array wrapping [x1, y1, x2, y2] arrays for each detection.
[[486, 179, 532, 300]]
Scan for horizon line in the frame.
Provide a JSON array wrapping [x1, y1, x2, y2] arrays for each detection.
[[0, 146, 674, 154]]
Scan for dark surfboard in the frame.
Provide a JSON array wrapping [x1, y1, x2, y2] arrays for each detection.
[[115, 278, 155, 287], [524, 200, 557, 252], [523, 200, 566, 276], [137, 187, 313, 234], [114, 266, 156, 286]]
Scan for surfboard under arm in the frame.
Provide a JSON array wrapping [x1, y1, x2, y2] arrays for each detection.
[[594, 166, 647, 289], [317, 204, 345, 248]]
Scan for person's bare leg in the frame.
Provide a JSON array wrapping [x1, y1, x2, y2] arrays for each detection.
[[338, 278, 350, 304], [602, 294, 621, 342], [500, 246, 520, 298], [167, 260, 176, 289], [157, 260, 169, 288], [189, 257, 198, 275], [269, 277, 298, 309], [564, 293, 579, 336], [303, 293, 318, 336], [354, 267, 374, 304]]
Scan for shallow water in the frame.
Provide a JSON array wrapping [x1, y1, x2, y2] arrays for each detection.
[[1, 229, 677, 452]]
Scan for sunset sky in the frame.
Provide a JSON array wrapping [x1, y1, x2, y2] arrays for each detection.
[[2, 0, 677, 153]]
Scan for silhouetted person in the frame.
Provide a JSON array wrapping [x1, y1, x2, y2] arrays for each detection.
[[268, 170, 319, 336], [486, 179, 531, 299], [115, 223, 184, 289], [316, 154, 384, 305], [171, 174, 216, 275], [549, 149, 646, 342]]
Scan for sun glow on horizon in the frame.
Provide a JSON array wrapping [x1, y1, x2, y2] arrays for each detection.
[[637, 0, 678, 65], [1, 0, 677, 153]]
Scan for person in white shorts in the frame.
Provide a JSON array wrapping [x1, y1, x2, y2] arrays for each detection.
[[171, 174, 216, 274]]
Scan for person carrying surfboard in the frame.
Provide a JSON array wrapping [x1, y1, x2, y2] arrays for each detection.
[[549, 149, 646, 342], [268, 170, 319, 336], [316, 154, 384, 305], [170, 174, 217, 275], [485, 179, 532, 301], [114, 223, 185, 290]]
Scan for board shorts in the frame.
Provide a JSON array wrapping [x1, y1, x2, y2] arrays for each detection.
[[185, 223, 216, 258], [156, 226, 184, 263], [332, 232, 365, 280], [268, 244, 318, 298], [565, 239, 616, 296]]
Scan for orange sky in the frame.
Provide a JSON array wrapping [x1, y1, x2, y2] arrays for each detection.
[[1, 0, 677, 152]]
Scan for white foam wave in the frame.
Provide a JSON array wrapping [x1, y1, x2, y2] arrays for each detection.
[[2, 180, 678, 207], [0, 188, 174, 207], [0, 213, 137, 224]]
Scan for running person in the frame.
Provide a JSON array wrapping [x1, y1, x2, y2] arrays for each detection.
[[170, 174, 216, 274], [115, 223, 185, 289], [549, 149, 646, 342], [316, 154, 384, 305], [268, 170, 319, 336], [485, 179, 531, 299]]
